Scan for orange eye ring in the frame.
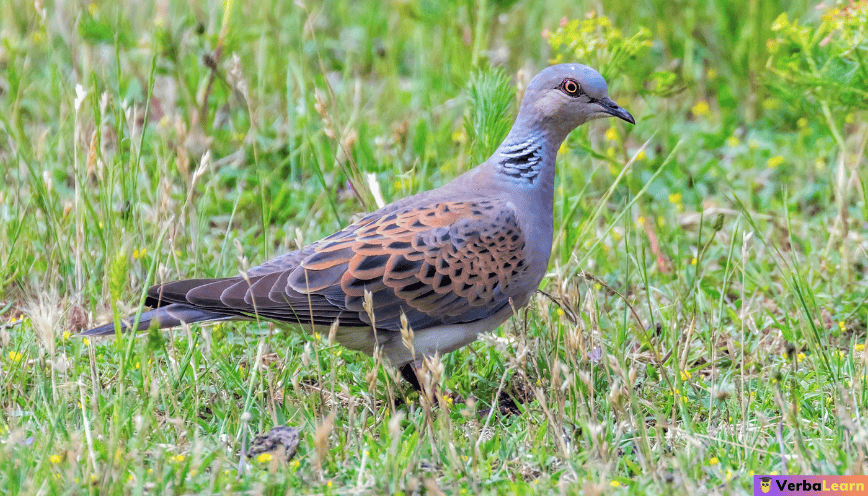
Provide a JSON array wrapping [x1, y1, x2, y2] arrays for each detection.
[[561, 78, 582, 97]]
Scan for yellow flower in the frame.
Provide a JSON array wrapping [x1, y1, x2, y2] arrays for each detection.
[[709, 457, 719, 465], [796, 352, 805, 362], [611, 480, 620, 487], [838, 321, 846, 331], [726, 470, 733, 481], [762, 98, 780, 110], [605, 127, 618, 141], [172, 454, 185, 463], [766, 155, 785, 168], [635, 216, 645, 228], [855, 344, 865, 352], [50, 454, 62, 464], [691, 101, 710, 117], [691, 257, 697, 266], [556, 308, 564, 317], [327, 481, 333, 488], [62, 331, 71, 340], [8, 351, 23, 362], [451, 130, 466, 143], [290, 459, 300, 468], [256, 453, 272, 463], [680, 370, 691, 381], [87, 3, 97, 15], [749, 470, 754, 476], [133, 248, 146, 260], [727, 136, 740, 147], [635, 149, 646, 161], [83, 338, 90, 347], [668, 193, 682, 204]]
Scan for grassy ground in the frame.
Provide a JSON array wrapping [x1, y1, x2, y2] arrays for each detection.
[[1, 0, 867, 493]]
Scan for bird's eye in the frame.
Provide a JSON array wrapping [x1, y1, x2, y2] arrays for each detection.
[[560, 78, 582, 97]]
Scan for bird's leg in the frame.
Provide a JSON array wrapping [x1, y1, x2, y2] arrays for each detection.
[[399, 363, 422, 392], [399, 361, 464, 410], [390, 363, 422, 410]]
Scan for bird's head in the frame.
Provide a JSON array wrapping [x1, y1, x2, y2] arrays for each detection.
[[519, 64, 635, 136]]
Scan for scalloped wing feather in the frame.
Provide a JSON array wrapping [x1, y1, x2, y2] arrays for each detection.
[[145, 199, 529, 332], [283, 199, 529, 330]]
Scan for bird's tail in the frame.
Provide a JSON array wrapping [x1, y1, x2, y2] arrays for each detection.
[[79, 304, 230, 336]]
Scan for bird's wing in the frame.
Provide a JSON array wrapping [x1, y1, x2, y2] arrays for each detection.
[[148, 198, 530, 332]]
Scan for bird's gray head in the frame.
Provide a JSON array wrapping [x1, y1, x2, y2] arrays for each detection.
[[518, 64, 634, 137], [488, 64, 635, 187]]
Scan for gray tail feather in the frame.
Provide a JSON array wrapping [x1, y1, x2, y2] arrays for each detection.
[[79, 304, 231, 336]]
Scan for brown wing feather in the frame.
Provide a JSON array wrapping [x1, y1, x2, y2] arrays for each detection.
[[146, 199, 529, 332], [282, 199, 529, 331]]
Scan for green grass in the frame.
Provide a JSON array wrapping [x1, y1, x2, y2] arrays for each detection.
[[1, 0, 867, 493]]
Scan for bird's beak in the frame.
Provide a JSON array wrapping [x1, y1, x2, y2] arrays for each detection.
[[599, 97, 635, 124]]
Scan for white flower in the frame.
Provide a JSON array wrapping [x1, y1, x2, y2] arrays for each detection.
[[74, 84, 88, 112]]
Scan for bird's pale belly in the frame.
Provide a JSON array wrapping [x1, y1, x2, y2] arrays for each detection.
[[379, 301, 518, 366], [274, 298, 519, 367]]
